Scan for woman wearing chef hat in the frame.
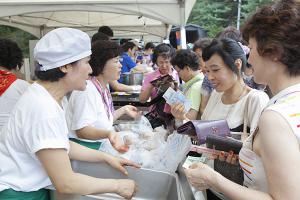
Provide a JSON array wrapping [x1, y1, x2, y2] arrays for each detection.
[[66, 40, 141, 152], [0, 28, 139, 200]]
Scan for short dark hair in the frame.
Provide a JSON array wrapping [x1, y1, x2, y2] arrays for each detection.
[[242, 0, 300, 76], [91, 32, 109, 43], [120, 38, 130, 45], [0, 38, 23, 70], [171, 49, 199, 71], [145, 42, 155, 50], [35, 60, 80, 82], [122, 42, 136, 52], [202, 38, 247, 75], [89, 40, 121, 76], [98, 26, 114, 37], [216, 26, 245, 44], [35, 65, 66, 82], [193, 38, 212, 52], [152, 43, 175, 64]]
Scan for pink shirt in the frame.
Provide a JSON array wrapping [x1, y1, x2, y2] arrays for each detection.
[[141, 68, 179, 100]]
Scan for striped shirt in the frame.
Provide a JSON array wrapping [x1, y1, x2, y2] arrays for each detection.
[[239, 83, 300, 192]]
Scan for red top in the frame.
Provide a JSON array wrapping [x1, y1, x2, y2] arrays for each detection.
[[0, 69, 17, 96]]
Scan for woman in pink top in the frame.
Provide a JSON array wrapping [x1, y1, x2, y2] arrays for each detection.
[[139, 43, 179, 103]]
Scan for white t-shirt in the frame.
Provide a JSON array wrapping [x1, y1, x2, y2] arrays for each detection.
[[0, 83, 70, 192], [202, 89, 269, 134], [0, 79, 30, 130], [66, 80, 113, 141]]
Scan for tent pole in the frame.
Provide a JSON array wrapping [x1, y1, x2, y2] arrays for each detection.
[[179, 0, 187, 49]]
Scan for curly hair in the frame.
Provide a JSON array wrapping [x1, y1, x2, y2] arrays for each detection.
[[216, 26, 246, 44], [0, 38, 23, 70], [152, 43, 175, 64], [89, 40, 121, 76], [193, 38, 212, 52], [242, 0, 300, 76], [171, 49, 199, 71], [202, 38, 247, 75]]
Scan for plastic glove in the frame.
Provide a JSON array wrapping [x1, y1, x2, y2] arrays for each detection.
[[131, 85, 142, 92]]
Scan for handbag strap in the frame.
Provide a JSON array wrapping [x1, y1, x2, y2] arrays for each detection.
[[242, 90, 253, 141]]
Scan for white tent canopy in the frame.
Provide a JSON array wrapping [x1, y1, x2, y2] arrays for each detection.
[[0, 0, 196, 40]]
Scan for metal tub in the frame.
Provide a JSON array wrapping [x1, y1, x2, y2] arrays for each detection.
[[53, 161, 181, 200], [121, 72, 144, 86]]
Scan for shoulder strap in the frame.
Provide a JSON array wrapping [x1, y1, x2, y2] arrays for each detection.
[[182, 76, 202, 95], [242, 90, 253, 141]]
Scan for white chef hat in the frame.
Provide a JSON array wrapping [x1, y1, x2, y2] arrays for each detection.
[[34, 28, 91, 71]]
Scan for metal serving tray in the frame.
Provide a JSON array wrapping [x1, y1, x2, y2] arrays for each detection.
[[53, 161, 181, 200]]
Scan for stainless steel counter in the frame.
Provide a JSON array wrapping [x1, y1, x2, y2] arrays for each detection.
[[53, 161, 182, 200]]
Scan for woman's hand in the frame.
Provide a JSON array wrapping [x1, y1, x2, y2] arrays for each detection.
[[123, 105, 141, 119], [217, 150, 239, 165], [116, 179, 138, 199], [108, 131, 129, 153], [105, 155, 141, 175], [171, 102, 188, 120], [184, 162, 218, 191]]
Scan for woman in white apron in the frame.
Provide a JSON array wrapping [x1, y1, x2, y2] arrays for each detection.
[[66, 40, 141, 151], [0, 28, 139, 200]]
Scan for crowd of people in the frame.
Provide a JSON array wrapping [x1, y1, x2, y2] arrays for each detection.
[[0, 0, 299, 199]]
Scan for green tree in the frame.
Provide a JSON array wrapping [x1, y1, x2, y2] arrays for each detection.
[[241, 0, 274, 24], [188, 0, 274, 38], [0, 25, 37, 57]]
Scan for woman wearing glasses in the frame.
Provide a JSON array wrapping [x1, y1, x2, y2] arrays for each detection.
[[139, 43, 179, 103]]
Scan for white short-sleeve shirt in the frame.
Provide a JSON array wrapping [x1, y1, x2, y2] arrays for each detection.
[[202, 89, 269, 134], [66, 80, 113, 141], [0, 79, 30, 130], [0, 83, 70, 192]]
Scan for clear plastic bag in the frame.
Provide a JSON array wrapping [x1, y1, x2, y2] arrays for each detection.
[[99, 129, 191, 173]]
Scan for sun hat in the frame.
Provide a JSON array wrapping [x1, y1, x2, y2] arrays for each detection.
[[34, 27, 91, 71]]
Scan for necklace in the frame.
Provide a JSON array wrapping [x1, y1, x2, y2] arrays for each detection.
[[222, 84, 248, 119], [222, 83, 247, 104], [90, 77, 114, 120]]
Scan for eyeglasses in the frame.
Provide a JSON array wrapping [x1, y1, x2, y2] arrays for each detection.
[[156, 60, 171, 67]]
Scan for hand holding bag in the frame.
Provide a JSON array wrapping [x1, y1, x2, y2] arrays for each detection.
[[206, 134, 244, 185], [177, 120, 231, 144], [150, 74, 176, 94]]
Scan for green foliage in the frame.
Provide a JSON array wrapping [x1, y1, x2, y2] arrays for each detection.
[[188, 0, 274, 38], [0, 26, 37, 57]]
